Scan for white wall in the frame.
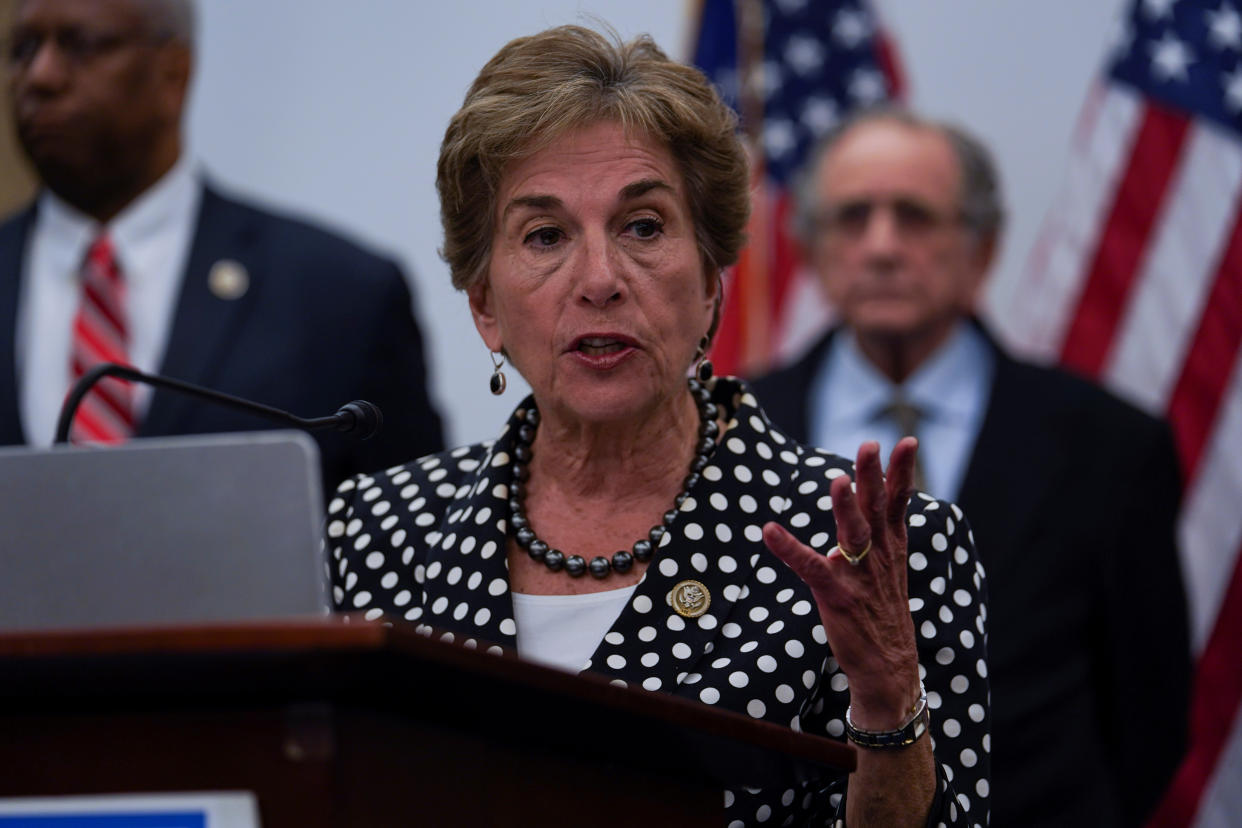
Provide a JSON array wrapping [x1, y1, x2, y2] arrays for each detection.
[[188, 1, 1126, 446]]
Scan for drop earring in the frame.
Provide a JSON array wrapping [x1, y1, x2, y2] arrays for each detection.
[[693, 336, 714, 383], [489, 351, 507, 396]]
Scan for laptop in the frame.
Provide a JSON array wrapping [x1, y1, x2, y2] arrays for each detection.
[[0, 431, 332, 631]]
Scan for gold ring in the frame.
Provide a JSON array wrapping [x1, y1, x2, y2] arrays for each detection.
[[836, 539, 872, 566]]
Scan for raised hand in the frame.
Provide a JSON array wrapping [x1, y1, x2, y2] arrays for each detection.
[[763, 437, 922, 729]]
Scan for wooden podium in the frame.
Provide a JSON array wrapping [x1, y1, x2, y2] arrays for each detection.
[[0, 618, 853, 827]]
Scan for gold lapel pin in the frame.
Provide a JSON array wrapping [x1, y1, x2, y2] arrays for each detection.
[[670, 579, 711, 619], [208, 259, 249, 300]]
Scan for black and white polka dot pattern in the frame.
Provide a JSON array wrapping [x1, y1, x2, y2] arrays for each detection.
[[327, 378, 990, 827]]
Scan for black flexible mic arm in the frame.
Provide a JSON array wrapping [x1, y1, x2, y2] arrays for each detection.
[[54, 362, 383, 445]]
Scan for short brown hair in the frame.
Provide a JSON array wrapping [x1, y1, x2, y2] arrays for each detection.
[[436, 24, 750, 293]]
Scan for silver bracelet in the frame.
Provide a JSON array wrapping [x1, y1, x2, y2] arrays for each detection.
[[844, 685, 930, 749]]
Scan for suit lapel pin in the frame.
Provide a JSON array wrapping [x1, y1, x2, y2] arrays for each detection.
[[669, 579, 711, 618], [208, 259, 249, 300]]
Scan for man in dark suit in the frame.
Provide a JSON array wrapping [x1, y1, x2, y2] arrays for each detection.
[[752, 108, 1191, 826], [1, 0, 443, 491]]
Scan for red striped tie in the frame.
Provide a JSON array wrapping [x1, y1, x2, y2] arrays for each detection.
[[69, 235, 135, 444]]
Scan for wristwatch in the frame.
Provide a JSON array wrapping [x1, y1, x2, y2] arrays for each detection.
[[844, 687, 931, 749]]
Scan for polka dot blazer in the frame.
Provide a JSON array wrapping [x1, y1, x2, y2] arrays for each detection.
[[327, 378, 990, 827]]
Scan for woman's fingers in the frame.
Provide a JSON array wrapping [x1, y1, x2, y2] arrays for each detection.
[[885, 436, 918, 531], [779, 440, 916, 578], [829, 472, 873, 561], [763, 522, 835, 588], [831, 440, 898, 562], [853, 441, 889, 541]]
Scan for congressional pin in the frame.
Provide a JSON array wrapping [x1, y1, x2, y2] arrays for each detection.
[[669, 579, 711, 619], [208, 259, 249, 300]]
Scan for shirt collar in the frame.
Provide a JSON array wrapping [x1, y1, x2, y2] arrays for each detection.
[[824, 321, 993, 425], [34, 154, 199, 284], [109, 153, 198, 267], [903, 322, 993, 423], [35, 189, 95, 285], [822, 329, 896, 426]]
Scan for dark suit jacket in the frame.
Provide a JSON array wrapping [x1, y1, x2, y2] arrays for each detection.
[[752, 324, 1191, 828], [0, 183, 444, 494]]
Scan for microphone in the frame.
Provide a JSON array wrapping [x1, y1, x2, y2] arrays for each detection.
[[55, 362, 383, 445]]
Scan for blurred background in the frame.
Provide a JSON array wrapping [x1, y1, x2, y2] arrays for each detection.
[[0, 0, 1126, 445], [3, 4, 1239, 825]]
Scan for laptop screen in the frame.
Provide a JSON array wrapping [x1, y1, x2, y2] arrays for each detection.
[[0, 431, 330, 631]]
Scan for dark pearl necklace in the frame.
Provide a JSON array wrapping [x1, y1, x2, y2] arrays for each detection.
[[508, 378, 719, 578]]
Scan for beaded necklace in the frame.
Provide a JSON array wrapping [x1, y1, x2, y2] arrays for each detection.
[[508, 378, 719, 578]]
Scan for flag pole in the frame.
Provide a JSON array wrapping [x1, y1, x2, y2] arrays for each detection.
[[737, 0, 771, 375]]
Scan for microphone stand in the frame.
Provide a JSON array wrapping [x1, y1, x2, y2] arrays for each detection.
[[55, 363, 382, 445]]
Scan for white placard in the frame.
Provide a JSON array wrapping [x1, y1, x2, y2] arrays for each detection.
[[0, 792, 260, 827]]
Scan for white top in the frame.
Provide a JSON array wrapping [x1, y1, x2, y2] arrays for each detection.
[[807, 321, 995, 501], [16, 155, 202, 445], [511, 584, 638, 674]]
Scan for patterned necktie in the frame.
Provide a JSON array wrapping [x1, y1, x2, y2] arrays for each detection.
[[879, 394, 928, 493], [69, 235, 135, 444]]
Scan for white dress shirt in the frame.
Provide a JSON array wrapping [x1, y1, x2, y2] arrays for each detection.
[[16, 156, 202, 446], [807, 321, 995, 501]]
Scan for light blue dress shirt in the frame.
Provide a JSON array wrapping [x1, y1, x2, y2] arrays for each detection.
[[807, 321, 996, 501]]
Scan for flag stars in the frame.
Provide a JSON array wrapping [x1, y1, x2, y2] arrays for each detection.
[[763, 119, 798, 159], [1149, 31, 1195, 80], [849, 68, 887, 104], [1207, 3, 1242, 50], [802, 96, 840, 136], [785, 34, 825, 76], [833, 8, 873, 48], [1143, 0, 1180, 19]]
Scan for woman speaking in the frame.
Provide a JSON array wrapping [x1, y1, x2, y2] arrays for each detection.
[[327, 25, 989, 827]]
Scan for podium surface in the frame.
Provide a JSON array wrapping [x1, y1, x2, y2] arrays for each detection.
[[0, 618, 854, 827]]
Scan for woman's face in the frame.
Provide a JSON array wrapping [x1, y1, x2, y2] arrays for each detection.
[[469, 120, 715, 426]]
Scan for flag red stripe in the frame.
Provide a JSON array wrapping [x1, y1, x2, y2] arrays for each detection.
[[767, 193, 800, 358], [1147, 541, 1242, 828], [874, 30, 905, 98], [734, 234, 769, 373], [1165, 220, 1242, 480], [1150, 199, 1242, 828], [1060, 103, 1192, 378]]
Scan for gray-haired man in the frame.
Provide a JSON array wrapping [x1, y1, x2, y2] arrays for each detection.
[[754, 108, 1190, 827]]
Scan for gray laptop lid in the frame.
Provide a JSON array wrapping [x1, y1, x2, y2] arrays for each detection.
[[0, 431, 331, 631]]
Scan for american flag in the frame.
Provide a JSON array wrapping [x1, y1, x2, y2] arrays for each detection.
[[690, 0, 903, 377], [1008, 1, 1242, 824]]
